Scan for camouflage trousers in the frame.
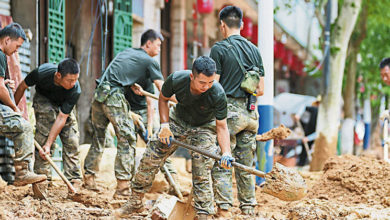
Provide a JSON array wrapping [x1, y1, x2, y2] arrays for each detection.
[[131, 111, 218, 215], [33, 92, 81, 181], [211, 97, 258, 210], [0, 104, 33, 163], [84, 90, 137, 180], [132, 108, 177, 176]]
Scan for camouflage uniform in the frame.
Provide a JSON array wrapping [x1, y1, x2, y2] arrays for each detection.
[[212, 97, 258, 209], [132, 108, 177, 176], [33, 92, 82, 181], [131, 110, 218, 215], [84, 87, 137, 180], [0, 104, 33, 163]]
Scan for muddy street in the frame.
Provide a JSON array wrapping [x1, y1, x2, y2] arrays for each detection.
[[2, 146, 390, 219]]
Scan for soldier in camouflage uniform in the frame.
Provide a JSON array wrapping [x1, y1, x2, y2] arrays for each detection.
[[15, 58, 82, 189], [115, 56, 234, 220], [210, 6, 265, 216], [125, 81, 184, 197], [83, 29, 166, 197], [0, 23, 47, 186]]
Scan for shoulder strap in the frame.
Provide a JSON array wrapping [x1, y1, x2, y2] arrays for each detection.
[[226, 38, 247, 76], [96, 52, 121, 86]]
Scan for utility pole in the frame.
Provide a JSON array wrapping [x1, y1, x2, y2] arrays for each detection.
[[256, 0, 274, 185], [323, 0, 332, 94]]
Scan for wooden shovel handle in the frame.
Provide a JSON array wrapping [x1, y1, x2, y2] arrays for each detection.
[[34, 140, 76, 193], [141, 90, 177, 107], [171, 139, 266, 178]]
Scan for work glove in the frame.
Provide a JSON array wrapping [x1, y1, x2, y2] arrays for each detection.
[[130, 112, 143, 127], [158, 123, 173, 146], [136, 120, 148, 143], [219, 152, 235, 169]]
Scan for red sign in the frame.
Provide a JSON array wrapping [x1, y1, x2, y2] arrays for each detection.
[[241, 17, 253, 39], [197, 0, 213, 14]]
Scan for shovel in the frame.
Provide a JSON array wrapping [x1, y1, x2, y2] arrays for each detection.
[[138, 87, 177, 107], [34, 140, 77, 193], [297, 121, 312, 162], [32, 182, 48, 200], [171, 139, 307, 201]]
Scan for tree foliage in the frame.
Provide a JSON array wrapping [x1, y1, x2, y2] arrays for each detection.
[[355, 0, 390, 110]]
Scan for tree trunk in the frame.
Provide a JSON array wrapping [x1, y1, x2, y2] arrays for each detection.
[[341, 1, 368, 155], [341, 47, 358, 155], [310, 0, 362, 171]]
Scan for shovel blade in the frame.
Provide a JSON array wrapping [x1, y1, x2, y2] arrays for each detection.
[[32, 183, 47, 200], [263, 163, 307, 201], [168, 197, 196, 220]]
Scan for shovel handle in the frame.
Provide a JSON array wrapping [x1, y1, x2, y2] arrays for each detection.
[[141, 90, 176, 107], [297, 121, 312, 162], [163, 164, 184, 200], [34, 140, 76, 193], [171, 139, 266, 178]]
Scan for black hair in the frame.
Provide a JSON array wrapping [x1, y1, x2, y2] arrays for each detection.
[[0, 23, 26, 41], [380, 57, 390, 69], [192, 56, 216, 77], [140, 29, 164, 46], [58, 58, 80, 77], [219, 6, 243, 29]]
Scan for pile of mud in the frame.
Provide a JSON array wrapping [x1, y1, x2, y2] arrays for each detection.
[[308, 155, 390, 206], [288, 199, 390, 219], [287, 155, 390, 219], [0, 184, 113, 219], [256, 124, 291, 141]]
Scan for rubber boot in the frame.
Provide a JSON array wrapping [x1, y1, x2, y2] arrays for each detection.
[[195, 213, 211, 220], [216, 207, 233, 218], [114, 179, 131, 198], [71, 179, 83, 191], [14, 161, 47, 186], [241, 206, 255, 215], [68, 179, 83, 199], [83, 174, 99, 191], [114, 191, 144, 217]]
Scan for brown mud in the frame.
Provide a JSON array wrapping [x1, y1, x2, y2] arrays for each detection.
[[256, 124, 291, 141], [263, 163, 307, 201], [2, 150, 390, 219], [310, 133, 337, 171]]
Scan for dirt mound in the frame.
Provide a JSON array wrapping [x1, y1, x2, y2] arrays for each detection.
[[307, 155, 390, 206], [288, 199, 390, 219], [0, 183, 113, 219], [256, 124, 291, 141]]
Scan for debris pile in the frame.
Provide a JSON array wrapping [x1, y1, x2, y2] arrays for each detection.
[[256, 124, 291, 141]]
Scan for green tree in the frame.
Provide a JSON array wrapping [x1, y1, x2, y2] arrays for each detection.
[[343, 0, 390, 154], [310, 0, 362, 171]]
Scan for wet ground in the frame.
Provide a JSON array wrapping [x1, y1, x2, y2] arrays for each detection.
[[1, 146, 390, 219]]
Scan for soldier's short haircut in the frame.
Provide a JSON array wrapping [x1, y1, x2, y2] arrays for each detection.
[[141, 29, 164, 46], [192, 56, 216, 77], [380, 57, 390, 69], [219, 6, 243, 29], [58, 58, 80, 77], [0, 23, 26, 41]]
